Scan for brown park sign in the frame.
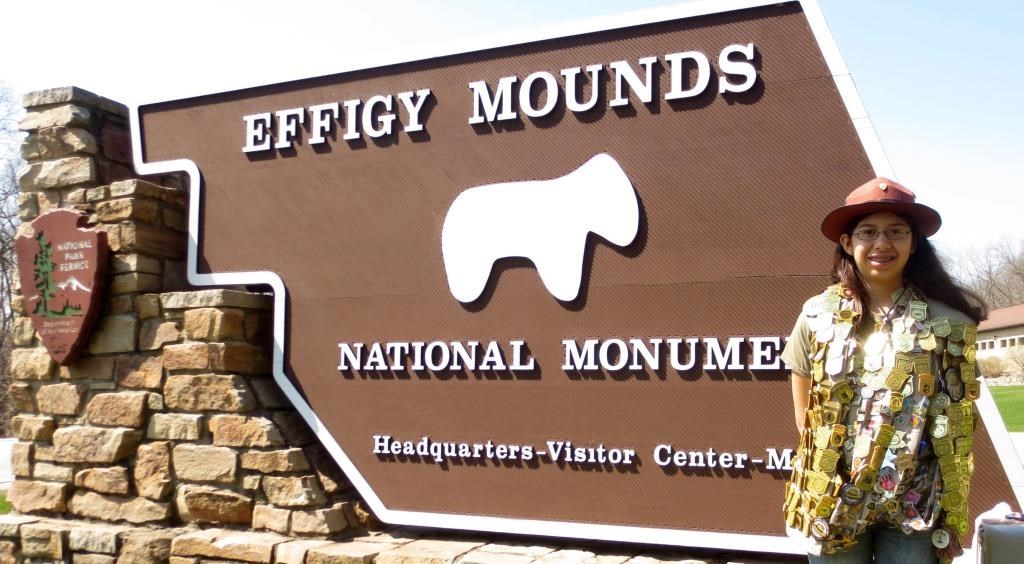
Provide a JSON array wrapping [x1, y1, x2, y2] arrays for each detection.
[[15, 209, 108, 364], [130, 0, 1023, 553]]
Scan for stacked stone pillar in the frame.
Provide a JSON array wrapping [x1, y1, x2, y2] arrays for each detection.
[[4, 88, 367, 561]]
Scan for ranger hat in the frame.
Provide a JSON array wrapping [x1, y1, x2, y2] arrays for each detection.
[[820, 177, 941, 242]]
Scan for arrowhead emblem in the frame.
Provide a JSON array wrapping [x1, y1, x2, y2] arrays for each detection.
[[15, 209, 109, 364]]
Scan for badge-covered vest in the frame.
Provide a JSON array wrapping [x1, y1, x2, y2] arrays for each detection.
[[783, 284, 978, 556]]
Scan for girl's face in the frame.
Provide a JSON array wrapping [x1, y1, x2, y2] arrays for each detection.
[[839, 212, 914, 289]]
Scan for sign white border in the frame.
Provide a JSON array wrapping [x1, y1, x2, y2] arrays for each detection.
[[129, 0, 1024, 554]]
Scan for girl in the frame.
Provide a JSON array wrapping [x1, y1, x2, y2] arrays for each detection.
[[782, 177, 987, 563]]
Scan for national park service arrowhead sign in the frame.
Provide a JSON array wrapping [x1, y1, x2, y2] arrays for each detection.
[[130, 0, 1023, 553], [15, 209, 108, 364]]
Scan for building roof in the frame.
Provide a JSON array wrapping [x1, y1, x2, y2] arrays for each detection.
[[979, 303, 1024, 332]]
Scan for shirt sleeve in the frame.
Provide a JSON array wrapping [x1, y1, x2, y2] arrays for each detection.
[[781, 313, 812, 377]]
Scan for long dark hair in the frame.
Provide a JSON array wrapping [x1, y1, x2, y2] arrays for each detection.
[[831, 219, 988, 329]]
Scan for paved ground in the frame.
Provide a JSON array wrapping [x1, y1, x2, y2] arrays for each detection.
[[1012, 433, 1024, 462]]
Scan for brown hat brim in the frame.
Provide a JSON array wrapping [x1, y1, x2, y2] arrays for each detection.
[[820, 201, 942, 242]]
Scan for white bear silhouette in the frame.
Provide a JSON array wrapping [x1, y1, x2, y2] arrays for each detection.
[[441, 153, 638, 303]]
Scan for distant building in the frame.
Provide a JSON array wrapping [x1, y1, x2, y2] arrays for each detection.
[[977, 303, 1024, 360]]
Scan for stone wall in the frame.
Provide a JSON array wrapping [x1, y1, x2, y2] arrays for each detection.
[[8, 88, 367, 538]]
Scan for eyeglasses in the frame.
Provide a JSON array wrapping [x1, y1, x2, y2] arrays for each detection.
[[852, 228, 912, 241]]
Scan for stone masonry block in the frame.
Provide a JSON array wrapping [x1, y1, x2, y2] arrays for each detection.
[[184, 308, 245, 341], [31, 444, 55, 462], [138, 318, 181, 350], [21, 126, 97, 160], [173, 444, 237, 483], [272, 412, 316, 446], [119, 529, 178, 563], [164, 207, 186, 231], [21, 522, 70, 559], [110, 179, 186, 206], [19, 103, 90, 130], [110, 294, 136, 314], [116, 353, 164, 389], [85, 391, 148, 427], [252, 504, 290, 534], [175, 485, 253, 526], [135, 441, 173, 500], [0, 514, 40, 538], [8, 479, 68, 513], [11, 294, 26, 316], [110, 294, 135, 315], [74, 466, 129, 495], [95, 223, 121, 251], [23, 86, 127, 115], [11, 442, 32, 477], [209, 415, 284, 448], [88, 315, 138, 354], [11, 347, 54, 380], [36, 382, 84, 415], [67, 490, 171, 524], [307, 542, 397, 564], [11, 316, 35, 346], [161, 289, 272, 310], [74, 552, 117, 564], [135, 294, 161, 318], [18, 155, 96, 191], [101, 122, 131, 163], [65, 186, 87, 204], [163, 342, 211, 370], [96, 197, 160, 224], [110, 272, 162, 295], [163, 260, 188, 291], [147, 413, 203, 441], [120, 222, 184, 259], [9, 381, 35, 412], [86, 185, 109, 201], [52, 426, 141, 463], [249, 377, 288, 409], [112, 254, 162, 275], [262, 476, 326, 508], [33, 462, 74, 483], [290, 505, 349, 535], [211, 342, 269, 374], [69, 522, 129, 554], [17, 192, 39, 220], [164, 374, 256, 412], [61, 355, 115, 380], [240, 448, 309, 473], [0, 540, 18, 561], [37, 188, 60, 212], [171, 529, 288, 563], [11, 415, 55, 441]]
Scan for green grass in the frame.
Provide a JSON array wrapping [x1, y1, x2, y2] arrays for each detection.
[[991, 385, 1024, 432], [0, 492, 10, 515]]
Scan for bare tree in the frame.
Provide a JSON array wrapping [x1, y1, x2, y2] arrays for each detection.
[[950, 238, 1024, 310], [0, 82, 23, 435]]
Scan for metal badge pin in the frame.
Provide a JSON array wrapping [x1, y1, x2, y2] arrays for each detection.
[[839, 483, 864, 505]]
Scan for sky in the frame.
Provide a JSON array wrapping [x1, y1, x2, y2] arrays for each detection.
[[1, 0, 1021, 256]]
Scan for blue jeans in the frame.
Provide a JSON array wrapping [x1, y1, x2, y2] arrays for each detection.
[[808, 526, 937, 564]]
